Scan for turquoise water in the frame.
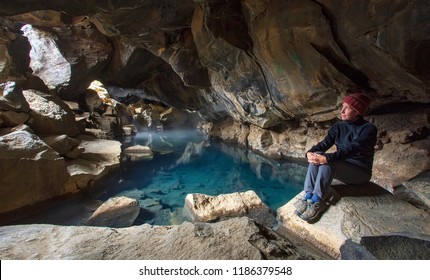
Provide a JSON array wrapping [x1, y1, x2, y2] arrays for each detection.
[[97, 129, 307, 225], [9, 129, 307, 227]]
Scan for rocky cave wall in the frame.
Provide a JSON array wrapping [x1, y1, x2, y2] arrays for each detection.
[[0, 0, 429, 213]]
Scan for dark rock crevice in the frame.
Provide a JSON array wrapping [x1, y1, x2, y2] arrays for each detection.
[[248, 221, 318, 260], [311, 0, 351, 62], [202, 0, 253, 52], [310, 42, 372, 91], [246, 50, 292, 122]]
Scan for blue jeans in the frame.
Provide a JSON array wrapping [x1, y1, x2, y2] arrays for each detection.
[[303, 160, 372, 200]]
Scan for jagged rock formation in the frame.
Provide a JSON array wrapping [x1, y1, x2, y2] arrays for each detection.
[[1, 0, 428, 119], [1, 1, 428, 190], [0, 0, 429, 259], [0, 82, 122, 215]]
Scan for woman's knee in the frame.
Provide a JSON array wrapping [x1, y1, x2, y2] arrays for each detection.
[[331, 161, 371, 184]]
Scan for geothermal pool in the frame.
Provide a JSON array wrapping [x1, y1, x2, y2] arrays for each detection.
[[14, 129, 307, 226], [99, 129, 307, 225]]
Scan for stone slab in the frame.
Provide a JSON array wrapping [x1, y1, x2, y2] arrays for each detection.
[[0, 217, 316, 260], [277, 183, 430, 259]]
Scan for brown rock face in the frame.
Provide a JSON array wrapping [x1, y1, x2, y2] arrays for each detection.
[[316, 0, 430, 102], [0, 0, 428, 122], [0, 0, 429, 197], [21, 21, 112, 99]]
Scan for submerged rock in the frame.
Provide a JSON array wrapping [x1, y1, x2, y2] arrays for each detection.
[[123, 145, 153, 161]]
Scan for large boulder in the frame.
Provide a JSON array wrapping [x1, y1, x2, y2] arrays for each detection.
[[65, 135, 121, 193], [85, 196, 140, 228], [20, 22, 112, 99], [373, 140, 430, 190], [184, 190, 276, 228], [0, 82, 30, 112], [395, 171, 430, 213], [0, 217, 316, 260], [41, 134, 81, 157], [23, 89, 80, 137], [0, 130, 69, 214], [338, 239, 377, 260]]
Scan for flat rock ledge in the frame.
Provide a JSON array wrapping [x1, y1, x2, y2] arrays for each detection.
[[277, 183, 430, 259], [0, 217, 317, 260]]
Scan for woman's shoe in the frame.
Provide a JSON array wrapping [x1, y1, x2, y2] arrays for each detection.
[[294, 198, 312, 216], [299, 201, 329, 223]]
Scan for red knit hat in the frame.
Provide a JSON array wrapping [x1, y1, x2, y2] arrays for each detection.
[[342, 93, 370, 115]]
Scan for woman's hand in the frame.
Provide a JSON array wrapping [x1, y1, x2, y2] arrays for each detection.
[[307, 152, 328, 165]]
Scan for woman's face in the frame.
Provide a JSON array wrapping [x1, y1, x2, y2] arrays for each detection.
[[340, 102, 359, 121]]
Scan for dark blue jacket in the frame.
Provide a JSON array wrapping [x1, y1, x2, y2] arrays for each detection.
[[307, 117, 377, 174]]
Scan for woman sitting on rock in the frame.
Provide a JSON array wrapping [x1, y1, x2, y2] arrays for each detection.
[[295, 92, 378, 223]]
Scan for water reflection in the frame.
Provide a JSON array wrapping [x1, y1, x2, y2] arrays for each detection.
[[174, 140, 209, 166], [12, 129, 307, 227], [218, 142, 306, 187], [111, 129, 307, 225]]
